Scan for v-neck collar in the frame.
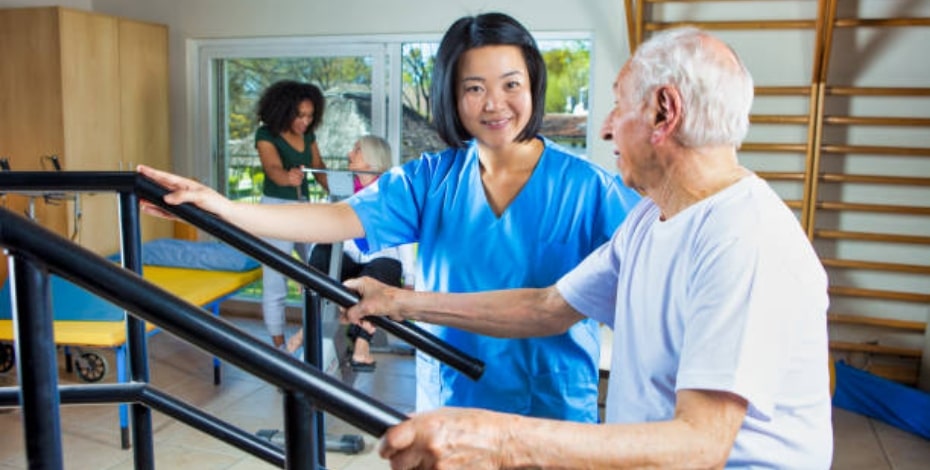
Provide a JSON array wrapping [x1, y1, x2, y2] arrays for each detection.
[[466, 138, 546, 220]]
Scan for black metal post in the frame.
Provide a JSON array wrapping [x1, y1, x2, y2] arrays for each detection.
[[118, 191, 156, 462], [9, 254, 64, 469], [0, 207, 406, 436], [283, 391, 318, 470], [305, 290, 327, 465]]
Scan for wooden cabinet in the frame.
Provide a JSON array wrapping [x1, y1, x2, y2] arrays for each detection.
[[0, 7, 172, 278]]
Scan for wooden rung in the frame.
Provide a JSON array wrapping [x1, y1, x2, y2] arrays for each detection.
[[740, 142, 807, 153], [820, 173, 930, 186], [784, 199, 803, 210], [817, 201, 930, 216], [862, 363, 919, 386], [829, 286, 930, 304], [821, 144, 930, 157], [834, 17, 930, 28], [755, 86, 811, 96], [821, 257, 930, 275], [827, 86, 930, 97], [815, 230, 930, 245], [751, 115, 809, 125], [646, 19, 816, 31], [756, 171, 805, 181], [828, 313, 926, 332], [824, 116, 930, 127], [829, 341, 923, 358]]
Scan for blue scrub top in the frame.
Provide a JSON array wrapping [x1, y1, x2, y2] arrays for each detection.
[[348, 137, 640, 421]]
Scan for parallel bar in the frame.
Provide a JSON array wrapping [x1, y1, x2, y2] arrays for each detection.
[[9, 255, 64, 469], [283, 392, 317, 470], [0, 171, 484, 380], [118, 191, 155, 459], [133, 174, 485, 381], [829, 285, 930, 304], [830, 340, 922, 358], [305, 291, 327, 465], [827, 313, 926, 333], [1, 384, 286, 468], [816, 201, 930, 216], [820, 173, 930, 186], [0, 207, 406, 437], [139, 386, 286, 468], [814, 229, 930, 245], [820, 257, 930, 275]]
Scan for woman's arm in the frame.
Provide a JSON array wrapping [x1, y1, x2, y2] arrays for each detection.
[[257, 140, 304, 188], [137, 164, 364, 243], [309, 140, 329, 192], [343, 278, 584, 338]]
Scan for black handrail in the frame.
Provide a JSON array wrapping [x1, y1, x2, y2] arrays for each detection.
[[0, 171, 485, 380], [0, 207, 407, 434], [133, 174, 485, 380]]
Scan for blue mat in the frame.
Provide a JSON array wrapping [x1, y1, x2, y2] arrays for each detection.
[[833, 360, 930, 440], [0, 273, 124, 321]]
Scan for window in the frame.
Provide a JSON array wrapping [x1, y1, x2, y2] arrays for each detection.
[[397, 37, 593, 164], [191, 33, 592, 302]]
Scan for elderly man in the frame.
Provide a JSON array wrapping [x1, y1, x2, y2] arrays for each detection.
[[345, 26, 832, 469]]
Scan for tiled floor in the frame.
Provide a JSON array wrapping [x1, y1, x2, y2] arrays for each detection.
[[1, 314, 929, 469]]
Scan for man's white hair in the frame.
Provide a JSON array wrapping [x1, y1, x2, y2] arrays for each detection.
[[627, 27, 754, 148]]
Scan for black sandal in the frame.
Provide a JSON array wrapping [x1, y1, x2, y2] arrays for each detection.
[[349, 359, 376, 372]]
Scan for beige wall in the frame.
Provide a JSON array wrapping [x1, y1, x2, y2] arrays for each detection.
[[2, 0, 927, 384], [93, 0, 631, 179]]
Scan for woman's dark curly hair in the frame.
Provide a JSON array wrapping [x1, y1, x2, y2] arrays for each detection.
[[256, 80, 326, 135], [430, 12, 547, 148]]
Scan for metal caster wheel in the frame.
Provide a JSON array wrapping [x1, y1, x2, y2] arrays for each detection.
[[74, 351, 108, 383], [0, 343, 13, 373]]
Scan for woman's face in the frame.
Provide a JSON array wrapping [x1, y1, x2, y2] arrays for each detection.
[[347, 140, 370, 171], [289, 99, 315, 135], [455, 45, 533, 150]]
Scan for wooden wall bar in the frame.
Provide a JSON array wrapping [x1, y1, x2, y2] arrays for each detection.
[[625, 0, 930, 387]]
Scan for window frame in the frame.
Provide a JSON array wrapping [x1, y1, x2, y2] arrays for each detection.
[[189, 31, 594, 189]]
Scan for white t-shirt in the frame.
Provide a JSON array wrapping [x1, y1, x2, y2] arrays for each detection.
[[557, 174, 833, 468], [343, 240, 416, 287]]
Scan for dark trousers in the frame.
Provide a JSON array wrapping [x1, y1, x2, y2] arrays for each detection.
[[309, 244, 402, 343]]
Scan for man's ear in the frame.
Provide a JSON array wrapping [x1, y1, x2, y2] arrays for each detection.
[[651, 85, 682, 144]]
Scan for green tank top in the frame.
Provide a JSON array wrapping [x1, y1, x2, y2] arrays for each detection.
[[254, 125, 315, 200]]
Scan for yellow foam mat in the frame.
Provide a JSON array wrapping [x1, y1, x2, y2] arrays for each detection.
[[0, 266, 260, 347]]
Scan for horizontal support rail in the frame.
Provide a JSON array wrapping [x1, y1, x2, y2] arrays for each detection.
[[0, 171, 485, 381], [820, 257, 930, 275], [646, 19, 816, 31], [827, 313, 926, 333], [829, 285, 930, 304], [0, 383, 285, 467], [751, 115, 810, 125], [132, 174, 485, 381], [755, 86, 811, 96], [824, 116, 930, 127], [816, 201, 930, 216], [819, 173, 930, 186], [740, 142, 808, 153], [756, 172, 805, 181], [821, 144, 930, 157], [829, 341, 923, 358], [815, 229, 930, 245], [0, 206, 406, 437], [826, 86, 930, 97]]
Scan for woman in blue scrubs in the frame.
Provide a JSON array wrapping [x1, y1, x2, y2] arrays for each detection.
[[139, 12, 640, 422]]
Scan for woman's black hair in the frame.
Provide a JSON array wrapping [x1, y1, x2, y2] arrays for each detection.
[[256, 80, 326, 135], [430, 12, 547, 148]]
